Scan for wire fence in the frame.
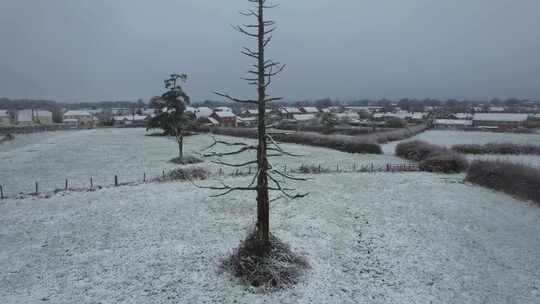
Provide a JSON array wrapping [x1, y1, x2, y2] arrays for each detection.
[[0, 162, 419, 201]]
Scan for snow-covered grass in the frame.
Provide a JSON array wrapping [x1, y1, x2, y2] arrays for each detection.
[[383, 130, 540, 167], [0, 129, 405, 195], [1, 173, 539, 303]]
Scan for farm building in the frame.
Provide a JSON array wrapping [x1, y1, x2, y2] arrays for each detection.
[[0, 110, 12, 126], [434, 119, 473, 129], [15, 109, 53, 125], [292, 113, 317, 122], [113, 115, 149, 127], [210, 111, 237, 127], [472, 113, 529, 129], [63, 110, 93, 127]]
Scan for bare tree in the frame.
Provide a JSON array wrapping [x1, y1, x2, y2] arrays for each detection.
[[205, 0, 307, 252]]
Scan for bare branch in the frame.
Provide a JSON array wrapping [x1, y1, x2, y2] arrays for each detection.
[[214, 91, 257, 104]]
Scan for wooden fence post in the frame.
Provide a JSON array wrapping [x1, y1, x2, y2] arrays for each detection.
[[35, 182, 39, 193], [371, 163, 374, 173], [143, 173, 146, 183], [115, 175, 118, 187], [65, 179, 68, 190], [0, 185, 4, 199], [90, 177, 93, 189]]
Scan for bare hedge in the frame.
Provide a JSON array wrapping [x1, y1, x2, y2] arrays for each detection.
[[466, 160, 540, 206], [452, 143, 540, 155], [211, 128, 383, 154], [396, 140, 468, 173], [153, 167, 209, 182]]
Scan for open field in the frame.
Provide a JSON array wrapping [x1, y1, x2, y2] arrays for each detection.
[[1, 172, 539, 303], [0, 129, 406, 195]]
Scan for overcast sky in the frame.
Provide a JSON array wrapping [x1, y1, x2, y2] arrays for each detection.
[[1, 0, 540, 103]]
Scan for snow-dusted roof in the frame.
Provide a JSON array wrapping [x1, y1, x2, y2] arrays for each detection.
[[293, 114, 316, 121], [195, 107, 213, 118], [279, 107, 302, 114], [113, 115, 148, 121], [212, 111, 236, 118], [435, 119, 473, 126], [473, 113, 529, 122], [301, 107, 319, 113], [207, 117, 219, 125], [0, 110, 9, 117], [214, 106, 233, 112], [64, 110, 91, 117], [488, 106, 505, 112], [454, 113, 473, 119]]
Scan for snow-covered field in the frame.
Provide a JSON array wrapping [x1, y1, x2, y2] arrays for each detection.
[[382, 130, 540, 167], [2, 128, 540, 303], [0, 129, 405, 195], [1, 173, 539, 303]]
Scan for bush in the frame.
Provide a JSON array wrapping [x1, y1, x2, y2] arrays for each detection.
[[221, 230, 309, 290], [466, 160, 540, 205], [419, 153, 468, 173], [154, 167, 209, 182], [396, 140, 468, 173], [169, 155, 204, 165], [295, 164, 330, 174], [211, 128, 383, 154], [452, 143, 540, 155]]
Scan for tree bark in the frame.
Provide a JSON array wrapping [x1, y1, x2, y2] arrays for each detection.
[[177, 134, 184, 160], [256, 0, 270, 246]]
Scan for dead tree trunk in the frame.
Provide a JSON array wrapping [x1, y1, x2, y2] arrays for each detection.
[[256, 1, 270, 244]]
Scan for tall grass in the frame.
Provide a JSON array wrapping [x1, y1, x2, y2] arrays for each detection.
[[466, 160, 540, 205]]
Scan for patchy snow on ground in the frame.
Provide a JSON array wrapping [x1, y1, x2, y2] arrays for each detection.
[[1, 172, 539, 304], [0, 129, 405, 195]]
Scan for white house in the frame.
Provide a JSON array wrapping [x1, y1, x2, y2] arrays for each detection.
[[63, 110, 93, 126], [299, 107, 320, 114], [195, 107, 213, 119], [16, 109, 53, 125], [292, 113, 317, 122]]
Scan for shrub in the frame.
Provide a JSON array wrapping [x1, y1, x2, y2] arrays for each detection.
[[419, 153, 468, 173], [211, 128, 383, 154], [396, 140, 469, 173], [452, 143, 540, 155], [295, 164, 330, 174], [154, 167, 209, 182], [169, 155, 204, 165], [221, 230, 309, 290], [466, 160, 540, 205]]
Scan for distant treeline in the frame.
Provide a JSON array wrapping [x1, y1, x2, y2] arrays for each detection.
[[2, 96, 538, 113], [0, 97, 145, 111]]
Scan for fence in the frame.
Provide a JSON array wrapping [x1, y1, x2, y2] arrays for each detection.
[[0, 162, 419, 201]]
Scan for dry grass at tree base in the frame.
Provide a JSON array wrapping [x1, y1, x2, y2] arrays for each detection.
[[153, 167, 209, 182], [396, 140, 468, 173], [169, 155, 204, 165], [466, 160, 540, 206], [221, 230, 310, 291]]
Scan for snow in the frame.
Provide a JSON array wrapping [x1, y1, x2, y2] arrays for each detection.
[[434, 119, 472, 126], [1, 172, 539, 303], [473, 113, 529, 122], [64, 110, 92, 117], [0, 129, 405, 196]]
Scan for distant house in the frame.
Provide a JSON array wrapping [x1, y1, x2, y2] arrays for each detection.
[[113, 115, 149, 127], [488, 106, 505, 113], [210, 111, 237, 127], [473, 113, 529, 129], [111, 108, 131, 116], [452, 113, 473, 120], [63, 110, 93, 127], [345, 106, 383, 113], [299, 107, 320, 114], [240, 109, 271, 117], [292, 113, 317, 122], [15, 109, 53, 125], [278, 107, 302, 119], [0, 110, 12, 126], [434, 119, 473, 129], [195, 107, 213, 119], [237, 116, 257, 127]]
